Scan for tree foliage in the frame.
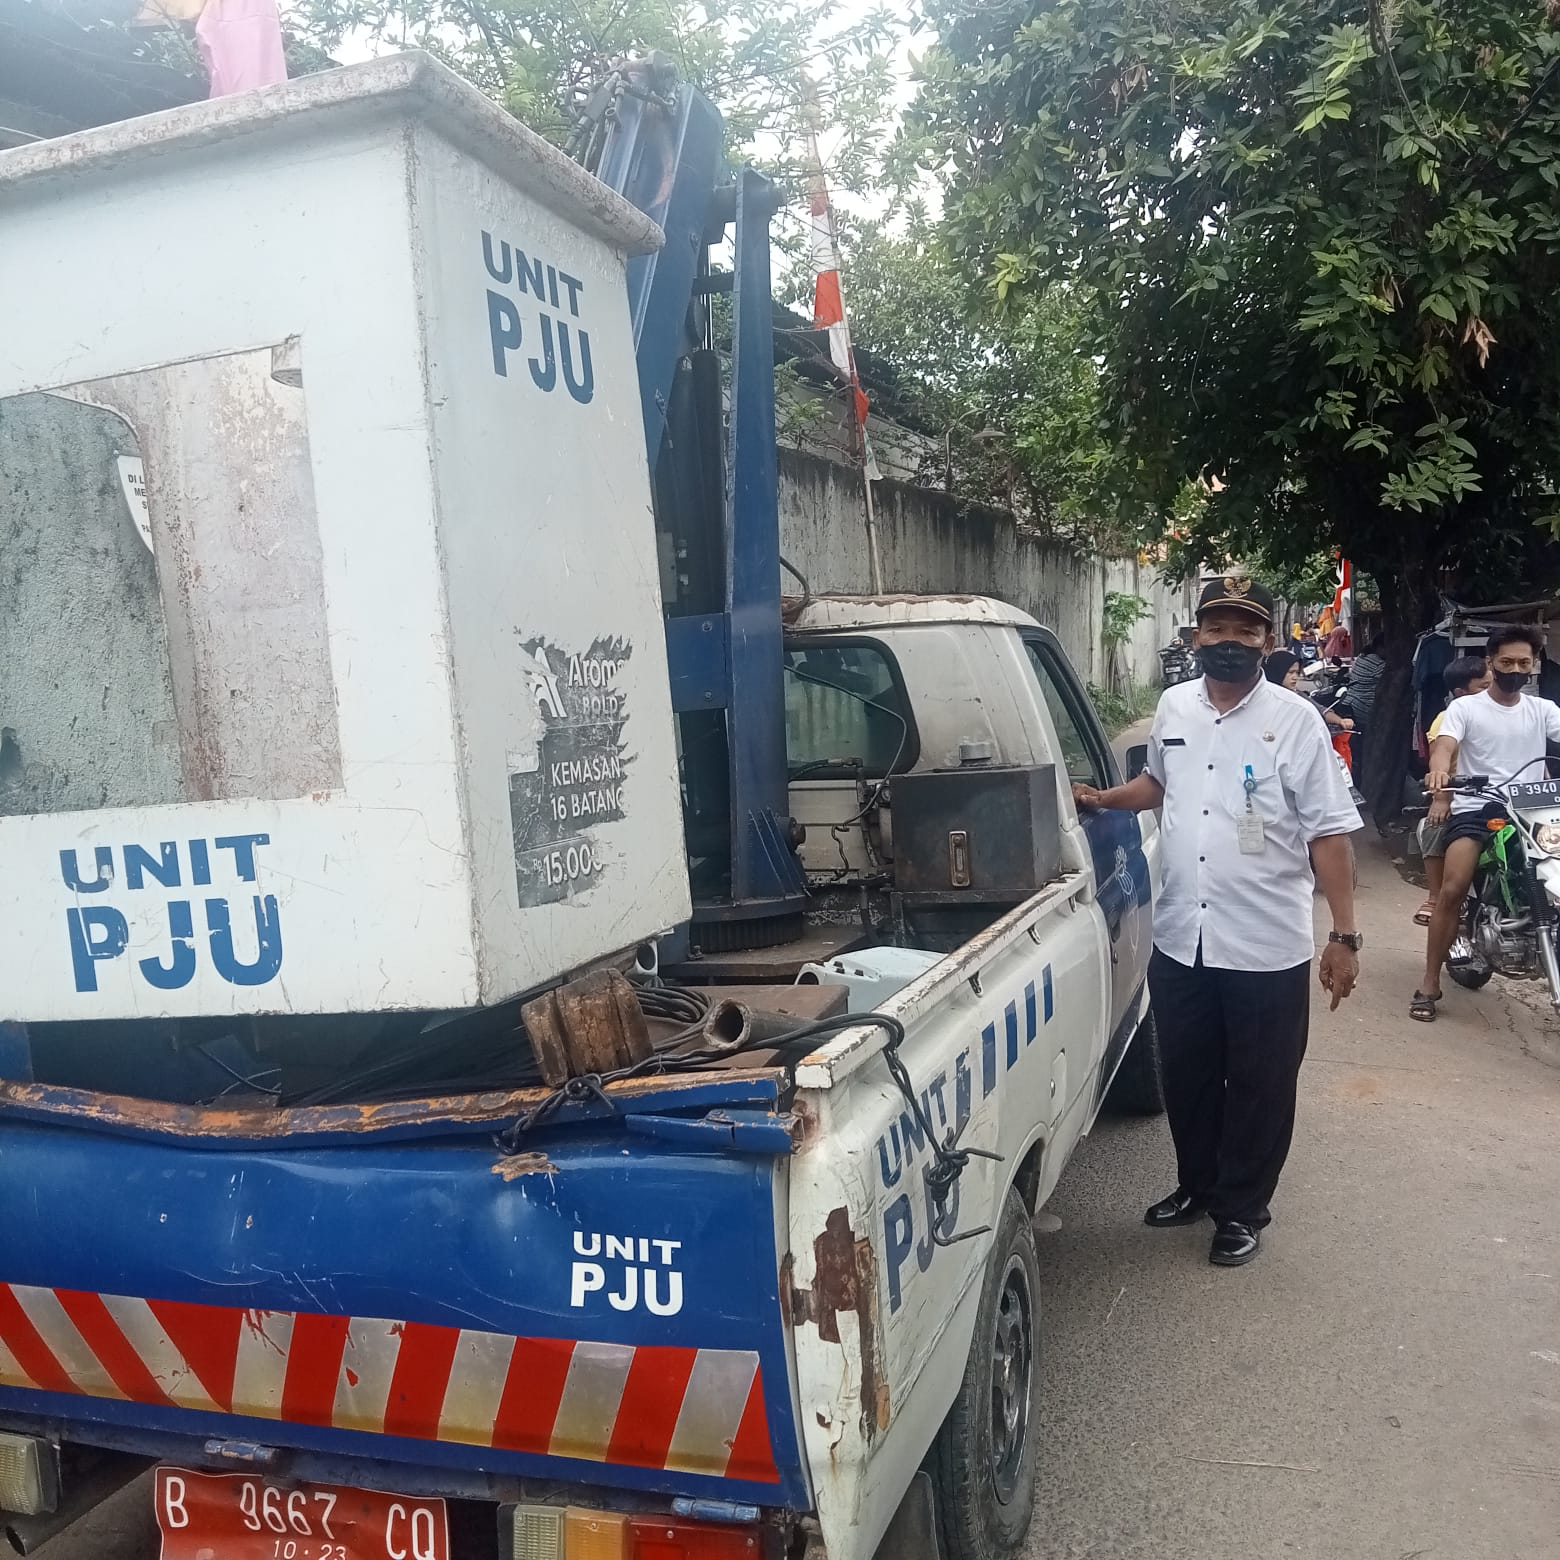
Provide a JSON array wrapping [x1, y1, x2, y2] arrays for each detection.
[[810, 211, 1153, 548], [1243, 550, 1346, 614], [283, 0, 898, 196], [907, 0, 1560, 811]]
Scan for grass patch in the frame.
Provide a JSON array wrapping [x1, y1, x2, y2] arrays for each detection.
[[1088, 681, 1159, 737]]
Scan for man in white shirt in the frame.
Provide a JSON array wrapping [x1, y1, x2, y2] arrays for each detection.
[[1074, 576, 1362, 1266], [1416, 625, 1560, 1020]]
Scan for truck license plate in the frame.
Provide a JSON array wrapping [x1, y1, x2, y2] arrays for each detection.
[[154, 1467, 449, 1560]]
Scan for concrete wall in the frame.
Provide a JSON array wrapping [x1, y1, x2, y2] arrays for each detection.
[[777, 448, 1195, 691]]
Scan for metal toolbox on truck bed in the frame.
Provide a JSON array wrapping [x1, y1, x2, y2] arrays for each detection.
[[0, 56, 690, 1023], [890, 763, 1062, 902]]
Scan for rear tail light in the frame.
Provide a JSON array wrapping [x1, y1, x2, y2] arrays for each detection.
[[569, 1509, 629, 1559], [511, 1504, 566, 1560], [0, 1433, 58, 1516], [628, 1517, 760, 1557], [502, 1504, 760, 1559]]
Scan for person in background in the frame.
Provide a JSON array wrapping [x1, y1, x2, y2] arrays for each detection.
[[1412, 656, 1492, 927], [1539, 648, 1560, 706], [1346, 635, 1385, 712], [1074, 577, 1362, 1267], [1268, 650, 1365, 811], [1264, 650, 1306, 692], [1318, 605, 1337, 636], [1291, 622, 1305, 653], [1341, 634, 1385, 783], [1265, 651, 1354, 734], [1415, 626, 1560, 1020], [1323, 621, 1353, 660]]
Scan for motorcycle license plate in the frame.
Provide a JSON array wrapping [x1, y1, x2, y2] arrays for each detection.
[[154, 1468, 448, 1560], [1508, 779, 1560, 806]]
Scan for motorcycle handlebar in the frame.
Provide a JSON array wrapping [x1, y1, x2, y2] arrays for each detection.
[[1441, 774, 1491, 791]]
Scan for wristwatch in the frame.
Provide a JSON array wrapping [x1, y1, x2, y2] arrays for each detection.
[[1329, 930, 1364, 952]]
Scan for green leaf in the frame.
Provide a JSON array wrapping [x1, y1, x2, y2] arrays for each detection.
[[1344, 426, 1390, 455]]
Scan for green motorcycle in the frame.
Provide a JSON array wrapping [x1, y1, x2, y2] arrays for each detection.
[[1444, 766, 1560, 1004]]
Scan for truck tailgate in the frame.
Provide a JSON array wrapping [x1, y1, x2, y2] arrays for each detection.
[[0, 1075, 807, 1510]]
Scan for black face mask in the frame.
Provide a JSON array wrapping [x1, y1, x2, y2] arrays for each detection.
[[1494, 669, 1530, 694], [1200, 640, 1265, 684]]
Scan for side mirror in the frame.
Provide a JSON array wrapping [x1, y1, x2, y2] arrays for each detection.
[[1126, 743, 1150, 781]]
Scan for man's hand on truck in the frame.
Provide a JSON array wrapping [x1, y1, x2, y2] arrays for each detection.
[[1072, 774, 1165, 813]]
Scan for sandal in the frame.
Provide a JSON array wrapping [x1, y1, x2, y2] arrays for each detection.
[[1409, 990, 1441, 1022], [1413, 901, 1434, 926]]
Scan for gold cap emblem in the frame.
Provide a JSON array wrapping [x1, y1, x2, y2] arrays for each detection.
[[1224, 574, 1252, 598]]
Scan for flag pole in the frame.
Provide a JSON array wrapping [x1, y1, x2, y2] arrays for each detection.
[[802, 75, 884, 593], [860, 441, 884, 594]]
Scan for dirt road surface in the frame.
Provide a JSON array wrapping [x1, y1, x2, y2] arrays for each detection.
[[1020, 730, 1559, 1556]]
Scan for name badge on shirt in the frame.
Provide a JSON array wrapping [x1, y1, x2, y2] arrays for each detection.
[[1237, 764, 1266, 853]]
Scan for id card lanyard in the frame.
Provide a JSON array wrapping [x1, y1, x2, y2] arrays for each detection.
[[1236, 763, 1266, 853]]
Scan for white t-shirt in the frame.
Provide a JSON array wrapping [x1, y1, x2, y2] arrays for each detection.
[[1437, 690, 1560, 812]]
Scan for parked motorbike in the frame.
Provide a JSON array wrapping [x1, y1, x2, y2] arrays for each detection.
[[1441, 765, 1560, 1008], [1159, 641, 1197, 686], [1306, 673, 1364, 801], [1303, 655, 1350, 699]]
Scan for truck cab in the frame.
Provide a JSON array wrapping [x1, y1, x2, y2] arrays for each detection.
[[768, 594, 1161, 1559], [784, 593, 1158, 1102]]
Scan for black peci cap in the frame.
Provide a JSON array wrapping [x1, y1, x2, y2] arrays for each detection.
[[1197, 573, 1275, 625]]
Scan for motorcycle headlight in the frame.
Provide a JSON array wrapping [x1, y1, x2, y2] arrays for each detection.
[[1534, 824, 1560, 856]]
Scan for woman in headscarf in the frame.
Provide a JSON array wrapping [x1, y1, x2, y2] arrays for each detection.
[[1266, 651, 1355, 735], [1267, 650, 1366, 813]]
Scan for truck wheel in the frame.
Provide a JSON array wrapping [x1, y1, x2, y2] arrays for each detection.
[[926, 1189, 1041, 1560], [1104, 1011, 1165, 1115]]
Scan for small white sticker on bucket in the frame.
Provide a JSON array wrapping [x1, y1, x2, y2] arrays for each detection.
[[116, 454, 153, 551]]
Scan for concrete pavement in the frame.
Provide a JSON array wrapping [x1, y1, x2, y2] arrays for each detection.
[[1024, 818, 1560, 1559]]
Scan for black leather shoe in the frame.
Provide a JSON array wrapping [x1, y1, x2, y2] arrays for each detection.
[[1210, 1221, 1260, 1266], [1143, 1189, 1207, 1228]]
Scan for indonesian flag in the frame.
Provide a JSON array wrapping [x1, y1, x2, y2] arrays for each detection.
[[135, 0, 287, 98], [1332, 556, 1352, 617], [805, 122, 880, 480]]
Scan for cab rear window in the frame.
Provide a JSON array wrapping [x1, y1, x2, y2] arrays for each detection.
[[783, 641, 918, 778]]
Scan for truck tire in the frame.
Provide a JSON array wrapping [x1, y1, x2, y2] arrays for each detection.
[[1104, 1011, 1165, 1115], [925, 1189, 1041, 1560]]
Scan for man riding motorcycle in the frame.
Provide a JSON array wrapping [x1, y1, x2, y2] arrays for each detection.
[[1414, 625, 1560, 1021]]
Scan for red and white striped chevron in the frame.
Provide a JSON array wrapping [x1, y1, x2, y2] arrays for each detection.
[[0, 1284, 779, 1483]]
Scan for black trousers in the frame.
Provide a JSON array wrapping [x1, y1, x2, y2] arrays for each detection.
[[1148, 944, 1311, 1227]]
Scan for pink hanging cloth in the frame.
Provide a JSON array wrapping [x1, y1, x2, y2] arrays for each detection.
[[195, 0, 288, 96]]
